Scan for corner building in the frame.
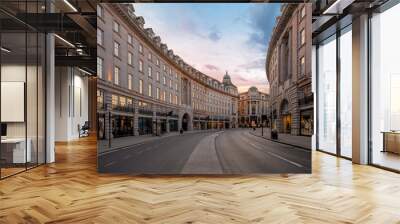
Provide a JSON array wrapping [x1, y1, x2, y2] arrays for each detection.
[[238, 87, 269, 127], [97, 4, 239, 139], [266, 3, 313, 136]]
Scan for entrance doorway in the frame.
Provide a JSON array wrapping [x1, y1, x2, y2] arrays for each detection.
[[182, 113, 190, 131]]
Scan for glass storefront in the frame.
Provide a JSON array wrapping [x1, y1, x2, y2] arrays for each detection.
[[138, 117, 152, 135], [0, 2, 46, 179], [112, 115, 134, 138], [370, 3, 400, 171]]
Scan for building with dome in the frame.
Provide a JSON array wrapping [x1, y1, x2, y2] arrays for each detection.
[[238, 87, 270, 127]]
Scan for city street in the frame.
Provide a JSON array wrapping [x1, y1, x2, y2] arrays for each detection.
[[98, 129, 311, 174]]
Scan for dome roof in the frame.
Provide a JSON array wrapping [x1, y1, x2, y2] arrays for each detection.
[[249, 86, 258, 92], [223, 71, 233, 85]]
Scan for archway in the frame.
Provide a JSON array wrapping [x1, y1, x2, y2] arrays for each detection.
[[182, 113, 190, 131]]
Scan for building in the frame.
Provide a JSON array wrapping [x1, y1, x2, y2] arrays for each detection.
[[0, 1, 97, 179], [238, 87, 269, 127], [96, 4, 239, 141], [266, 3, 313, 136], [312, 0, 400, 172]]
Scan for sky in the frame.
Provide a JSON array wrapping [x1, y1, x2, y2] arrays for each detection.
[[134, 3, 281, 93]]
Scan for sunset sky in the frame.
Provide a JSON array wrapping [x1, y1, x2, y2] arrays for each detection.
[[134, 3, 281, 94]]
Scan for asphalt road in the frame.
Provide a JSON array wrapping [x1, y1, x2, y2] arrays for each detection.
[[98, 129, 311, 174]]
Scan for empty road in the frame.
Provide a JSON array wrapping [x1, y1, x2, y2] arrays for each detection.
[[98, 129, 311, 174]]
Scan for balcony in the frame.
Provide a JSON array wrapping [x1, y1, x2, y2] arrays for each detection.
[[113, 105, 134, 113], [298, 94, 314, 107]]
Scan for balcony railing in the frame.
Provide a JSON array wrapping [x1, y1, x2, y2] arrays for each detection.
[[298, 94, 314, 106], [113, 105, 134, 113]]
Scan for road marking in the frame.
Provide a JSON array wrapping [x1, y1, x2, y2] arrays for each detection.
[[242, 138, 304, 168]]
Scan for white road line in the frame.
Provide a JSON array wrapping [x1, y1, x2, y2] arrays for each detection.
[[242, 137, 304, 168]]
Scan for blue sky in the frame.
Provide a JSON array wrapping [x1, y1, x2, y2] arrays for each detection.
[[134, 3, 281, 93]]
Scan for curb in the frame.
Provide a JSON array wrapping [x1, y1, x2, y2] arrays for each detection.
[[249, 132, 311, 151]]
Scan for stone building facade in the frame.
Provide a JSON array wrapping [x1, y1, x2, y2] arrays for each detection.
[[238, 87, 269, 127], [96, 3, 239, 139], [265, 3, 313, 136]]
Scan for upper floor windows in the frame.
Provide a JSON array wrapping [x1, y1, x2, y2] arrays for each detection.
[[156, 58, 160, 66], [139, 44, 143, 54], [114, 41, 120, 57], [148, 66, 152, 77], [139, 79, 143, 94], [300, 29, 306, 46], [128, 74, 133, 90], [128, 34, 133, 45], [97, 57, 103, 79], [97, 5, 103, 18], [114, 66, 120, 85], [113, 21, 120, 33], [97, 28, 103, 46], [300, 6, 306, 20], [128, 52, 133, 65], [139, 60, 143, 72], [148, 52, 152, 61], [156, 71, 160, 81]]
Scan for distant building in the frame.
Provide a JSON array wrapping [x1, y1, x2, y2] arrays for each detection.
[[238, 87, 269, 127], [266, 3, 313, 136]]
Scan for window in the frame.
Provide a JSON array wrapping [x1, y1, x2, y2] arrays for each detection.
[[148, 52, 152, 61], [114, 66, 120, 85], [97, 5, 103, 18], [128, 52, 133, 65], [114, 41, 120, 57], [169, 68, 172, 75], [175, 73, 178, 79], [97, 57, 103, 79], [139, 60, 143, 72], [156, 87, 160, 99], [148, 66, 152, 77], [300, 56, 305, 76], [163, 90, 166, 101], [139, 44, 143, 54], [317, 35, 337, 154], [175, 82, 178, 90], [113, 21, 119, 33], [300, 29, 306, 46], [128, 74, 132, 90], [139, 79, 143, 94], [169, 93, 172, 103], [148, 84, 152, 97], [163, 76, 166, 85], [174, 95, 178, 104], [169, 79, 172, 88], [97, 28, 103, 46], [163, 64, 166, 71], [128, 34, 133, 45], [156, 58, 159, 66], [300, 6, 306, 19], [156, 71, 160, 81]]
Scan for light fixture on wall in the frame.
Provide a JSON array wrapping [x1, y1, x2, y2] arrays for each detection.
[[54, 34, 75, 48], [63, 0, 78, 12], [1, 47, 11, 53]]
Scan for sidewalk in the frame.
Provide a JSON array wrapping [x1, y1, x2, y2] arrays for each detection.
[[250, 128, 311, 150], [98, 130, 216, 154]]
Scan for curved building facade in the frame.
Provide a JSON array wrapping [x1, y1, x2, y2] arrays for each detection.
[[266, 3, 313, 136], [97, 4, 239, 139]]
